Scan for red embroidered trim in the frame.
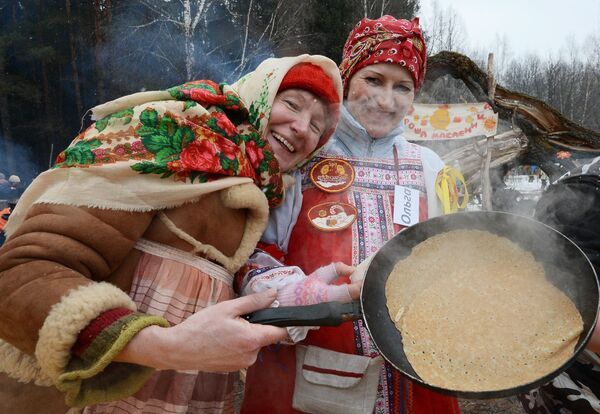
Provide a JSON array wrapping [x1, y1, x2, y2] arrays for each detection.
[[302, 364, 364, 378], [72, 307, 133, 357]]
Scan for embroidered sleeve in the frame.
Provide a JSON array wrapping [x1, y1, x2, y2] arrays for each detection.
[[239, 250, 306, 297]]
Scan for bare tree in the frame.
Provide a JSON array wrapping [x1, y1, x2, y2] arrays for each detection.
[[578, 64, 597, 125], [66, 0, 83, 116], [237, 0, 253, 72], [579, 34, 600, 127], [181, 0, 213, 80], [222, 0, 313, 80], [363, 0, 418, 18], [489, 33, 511, 82], [500, 34, 600, 134], [93, 0, 111, 102], [134, 0, 215, 81], [424, 0, 466, 54]]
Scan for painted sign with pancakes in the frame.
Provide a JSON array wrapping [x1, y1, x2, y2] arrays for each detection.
[[310, 158, 355, 193], [308, 202, 357, 232]]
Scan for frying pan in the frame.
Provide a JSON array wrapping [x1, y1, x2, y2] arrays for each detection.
[[246, 211, 599, 398]]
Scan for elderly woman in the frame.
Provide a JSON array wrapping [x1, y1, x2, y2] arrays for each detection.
[[0, 55, 344, 413], [242, 17, 461, 414]]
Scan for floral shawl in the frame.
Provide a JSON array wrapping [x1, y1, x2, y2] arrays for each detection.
[[5, 55, 342, 237]]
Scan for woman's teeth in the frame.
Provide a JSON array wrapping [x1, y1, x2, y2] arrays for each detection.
[[272, 132, 295, 152]]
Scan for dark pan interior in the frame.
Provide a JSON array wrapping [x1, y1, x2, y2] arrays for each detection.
[[361, 210, 599, 399]]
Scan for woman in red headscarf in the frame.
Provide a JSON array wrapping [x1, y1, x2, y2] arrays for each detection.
[[241, 16, 460, 414]]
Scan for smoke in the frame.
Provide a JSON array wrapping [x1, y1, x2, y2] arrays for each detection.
[[0, 135, 41, 189], [90, 1, 282, 99], [94, 4, 192, 94]]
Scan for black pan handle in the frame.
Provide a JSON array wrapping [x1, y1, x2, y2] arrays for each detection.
[[244, 301, 362, 327]]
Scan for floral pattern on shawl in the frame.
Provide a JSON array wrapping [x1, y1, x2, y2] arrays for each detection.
[[246, 69, 277, 131], [54, 80, 284, 207]]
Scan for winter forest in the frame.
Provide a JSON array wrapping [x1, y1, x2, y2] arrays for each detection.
[[1, 0, 599, 187]]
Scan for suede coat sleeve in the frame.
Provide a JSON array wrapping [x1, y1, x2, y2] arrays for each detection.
[[0, 203, 154, 355]]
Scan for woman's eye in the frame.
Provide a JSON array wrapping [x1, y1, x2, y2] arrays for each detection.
[[310, 122, 323, 135], [284, 99, 299, 110], [365, 77, 380, 85], [394, 84, 412, 93]]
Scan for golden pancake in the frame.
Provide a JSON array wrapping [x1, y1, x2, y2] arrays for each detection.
[[385, 229, 583, 391]]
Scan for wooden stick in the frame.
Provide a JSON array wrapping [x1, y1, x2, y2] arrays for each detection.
[[480, 53, 496, 210]]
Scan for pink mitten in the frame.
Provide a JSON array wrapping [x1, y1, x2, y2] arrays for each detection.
[[277, 264, 352, 306]]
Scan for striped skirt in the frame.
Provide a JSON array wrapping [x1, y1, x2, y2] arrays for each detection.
[[85, 238, 238, 414]]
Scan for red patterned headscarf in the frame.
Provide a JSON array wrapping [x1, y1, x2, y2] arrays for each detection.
[[339, 16, 427, 92]]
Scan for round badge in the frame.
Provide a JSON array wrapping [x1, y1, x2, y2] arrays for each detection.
[[309, 158, 355, 193], [307, 202, 357, 232]]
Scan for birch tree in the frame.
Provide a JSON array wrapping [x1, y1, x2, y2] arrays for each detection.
[[579, 35, 600, 126], [224, 0, 312, 79], [135, 0, 215, 81], [66, 0, 83, 116], [425, 0, 466, 54], [360, 0, 417, 18], [93, 0, 111, 103], [181, 0, 213, 80]]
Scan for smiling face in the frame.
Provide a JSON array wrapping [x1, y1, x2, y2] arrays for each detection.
[[266, 88, 329, 172], [345, 63, 415, 139]]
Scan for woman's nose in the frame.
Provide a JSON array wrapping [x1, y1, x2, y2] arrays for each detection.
[[291, 114, 310, 138], [374, 87, 394, 110]]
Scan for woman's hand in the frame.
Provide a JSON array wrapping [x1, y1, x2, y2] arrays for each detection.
[[346, 281, 362, 300], [117, 289, 287, 372], [335, 262, 362, 300], [277, 262, 359, 306]]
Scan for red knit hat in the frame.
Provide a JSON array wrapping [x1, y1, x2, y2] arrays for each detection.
[[278, 63, 340, 106]]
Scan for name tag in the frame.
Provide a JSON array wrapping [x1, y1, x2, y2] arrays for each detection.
[[393, 185, 420, 227]]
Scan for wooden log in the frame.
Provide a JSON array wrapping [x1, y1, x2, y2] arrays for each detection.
[[440, 129, 526, 189]]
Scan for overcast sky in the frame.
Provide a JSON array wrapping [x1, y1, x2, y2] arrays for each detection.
[[419, 0, 600, 58]]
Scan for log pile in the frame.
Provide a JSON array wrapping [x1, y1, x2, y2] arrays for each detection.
[[441, 129, 527, 188]]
